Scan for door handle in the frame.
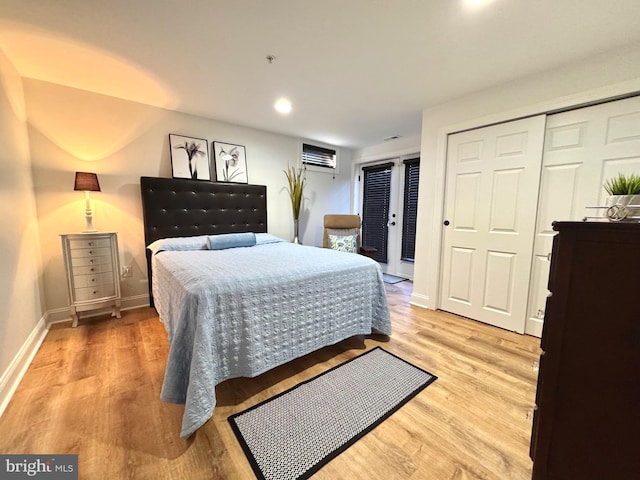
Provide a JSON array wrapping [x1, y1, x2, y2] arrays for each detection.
[[443, 220, 450, 226], [389, 221, 396, 226]]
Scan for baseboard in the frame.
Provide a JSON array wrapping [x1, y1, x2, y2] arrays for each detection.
[[121, 294, 150, 311], [409, 292, 431, 309], [0, 313, 49, 419], [525, 317, 543, 338]]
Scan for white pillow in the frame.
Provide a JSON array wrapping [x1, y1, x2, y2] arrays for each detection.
[[255, 233, 286, 245], [147, 235, 209, 255]]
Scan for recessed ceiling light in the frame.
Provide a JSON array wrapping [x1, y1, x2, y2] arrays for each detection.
[[274, 98, 292, 114], [463, 0, 496, 9]]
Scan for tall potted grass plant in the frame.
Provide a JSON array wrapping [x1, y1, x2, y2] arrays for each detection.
[[284, 165, 305, 243]]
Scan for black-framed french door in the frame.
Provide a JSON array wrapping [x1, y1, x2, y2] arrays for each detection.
[[360, 158, 420, 278], [361, 162, 394, 264]]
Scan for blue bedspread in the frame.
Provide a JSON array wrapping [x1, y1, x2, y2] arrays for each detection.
[[151, 235, 391, 437]]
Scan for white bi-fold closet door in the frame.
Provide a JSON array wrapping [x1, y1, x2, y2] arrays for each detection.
[[440, 95, 640, 336], [526, 95, 640, 336], [440, 116, 547, 334]]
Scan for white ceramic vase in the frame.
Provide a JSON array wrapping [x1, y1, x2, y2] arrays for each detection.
[[605, 195, 640, 221]]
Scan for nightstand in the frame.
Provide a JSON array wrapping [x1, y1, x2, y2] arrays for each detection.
[[60, 232, 122, 327]]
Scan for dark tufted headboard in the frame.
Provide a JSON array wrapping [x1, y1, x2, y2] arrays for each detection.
[[140, 176, 268, 305]]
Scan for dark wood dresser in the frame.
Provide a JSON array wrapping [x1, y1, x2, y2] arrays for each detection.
[[530, 221, 640, 479]]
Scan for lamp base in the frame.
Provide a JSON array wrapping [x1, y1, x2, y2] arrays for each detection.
[[84, 208, 97, 233]]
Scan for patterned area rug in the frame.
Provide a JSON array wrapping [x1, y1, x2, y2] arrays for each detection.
[[228, 347, 437, 480]]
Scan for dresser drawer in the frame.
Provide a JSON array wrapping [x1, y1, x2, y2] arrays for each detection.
[[70, 247, 112, 259], [72, 262, 113, 276], [70, 255, 112, 268], [72, 272, 115, 289], [74, 284, 116, 302], [68, 237, 112, 250]]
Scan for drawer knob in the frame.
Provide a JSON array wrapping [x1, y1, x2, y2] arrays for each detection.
[[88, 250, 94, 255], [90, 268, 95, 272], [91, 279, 96, 282], [89, 260, 94, 264], [88, 242, 93, 246], [92, 290, 97, 295]]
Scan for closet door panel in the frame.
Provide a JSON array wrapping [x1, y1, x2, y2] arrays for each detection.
[[441, 115, 546, 333], [525, 95, 640, 336]]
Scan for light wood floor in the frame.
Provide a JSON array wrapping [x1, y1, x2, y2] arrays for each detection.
[[0, 281, 540, 479]]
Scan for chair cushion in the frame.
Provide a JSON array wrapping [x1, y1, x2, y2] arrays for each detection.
[[328, 234, 358, 253]]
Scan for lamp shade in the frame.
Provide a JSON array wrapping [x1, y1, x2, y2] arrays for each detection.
[[74, 172, 101, 192]]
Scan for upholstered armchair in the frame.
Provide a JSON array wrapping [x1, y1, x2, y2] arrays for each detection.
[[323, 214, 377, 258]]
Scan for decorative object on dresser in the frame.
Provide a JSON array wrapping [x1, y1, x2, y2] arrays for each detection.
[[73, 171, 100, 232], [284, 165, 305, 243], [60, 232, 121, 327], [169, 134, 210, 181], [603, 172, 640, 221], [530, 221, 640, 480], [213, 141, 248, 183]]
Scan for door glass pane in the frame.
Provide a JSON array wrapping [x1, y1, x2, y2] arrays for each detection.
[[401, 158, 420, 261], [362, 163, 392, 263]]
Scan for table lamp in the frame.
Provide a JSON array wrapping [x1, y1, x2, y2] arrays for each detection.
[[74, 171, 101, 232]]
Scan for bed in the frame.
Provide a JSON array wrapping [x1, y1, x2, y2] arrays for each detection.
[[140, 176, 391, 438]]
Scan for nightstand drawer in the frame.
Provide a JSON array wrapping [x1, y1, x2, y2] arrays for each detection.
[[74, 285, 116, 302], [72, 263, 113, 276], [70, 247, 112, 259], [68, 237, 111, 250], [72, 272, 114, 289], [70, 255, 112, 268]]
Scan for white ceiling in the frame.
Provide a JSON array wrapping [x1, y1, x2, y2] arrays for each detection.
[[2, 0, 640, 149]]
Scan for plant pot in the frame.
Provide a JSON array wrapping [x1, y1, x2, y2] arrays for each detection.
[[605, 195, 640, 221]]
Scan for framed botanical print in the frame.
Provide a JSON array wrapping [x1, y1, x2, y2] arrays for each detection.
[[169, 134, 211, 180], [213, 141, 248, 183]]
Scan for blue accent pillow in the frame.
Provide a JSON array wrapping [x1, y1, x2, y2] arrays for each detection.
[[328, 234, 358, 254], [207, 232, 256, 250]]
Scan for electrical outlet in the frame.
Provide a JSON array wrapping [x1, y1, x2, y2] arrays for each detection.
[[121, 265, 132, 277]]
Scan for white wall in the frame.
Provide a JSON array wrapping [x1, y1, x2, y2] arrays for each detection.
[[23, 79, 354, 319], [353, 133, 421, 212], [411, 41, 640, 311], [354, 134, 422, 163], [0, 51, 46, 411]]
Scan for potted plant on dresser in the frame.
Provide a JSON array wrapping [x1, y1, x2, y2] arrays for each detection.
[[604, 172, 640, 221]]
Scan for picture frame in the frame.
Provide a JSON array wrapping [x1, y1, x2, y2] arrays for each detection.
[[213, 141, 248, 183], [169, 134, 211, 181]]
